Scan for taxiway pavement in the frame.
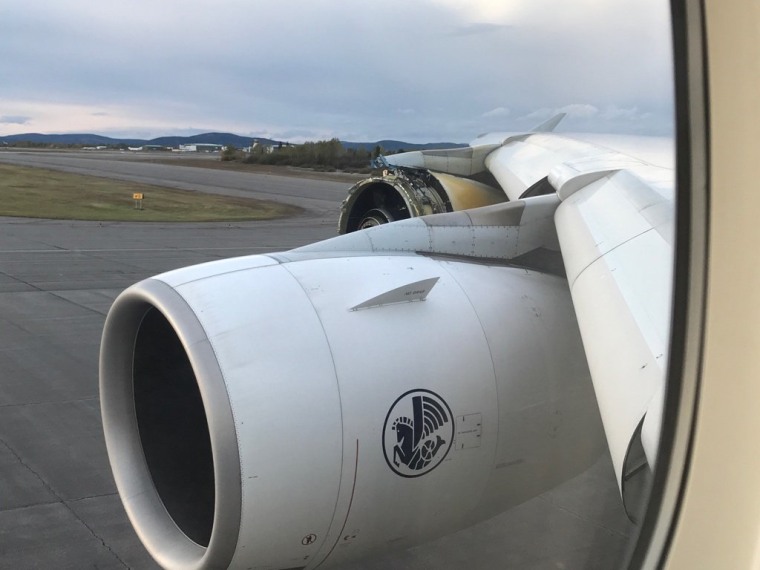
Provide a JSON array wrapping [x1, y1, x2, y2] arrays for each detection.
[[0, 150, 353, 215]]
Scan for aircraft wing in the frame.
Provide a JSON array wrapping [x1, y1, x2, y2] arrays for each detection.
[[552, 144, 673, 494], [339, 130, 671, 510], [344, 130, 674, 498]]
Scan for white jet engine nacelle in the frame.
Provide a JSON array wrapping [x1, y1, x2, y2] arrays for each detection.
[[100, 252, 604, 570]]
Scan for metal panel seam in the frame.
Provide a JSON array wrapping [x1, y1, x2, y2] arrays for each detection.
[[279, 261, 345, 566]]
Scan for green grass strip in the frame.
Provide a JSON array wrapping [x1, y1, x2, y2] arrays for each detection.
[[0, 164, 301, 222]]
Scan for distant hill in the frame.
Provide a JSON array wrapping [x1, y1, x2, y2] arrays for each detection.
[[0, 132, 465, 151], [342, 140, 466, 152], [0, 133, 144, 146], [146, 133, 277, 148], [0, 132, 263, 147]]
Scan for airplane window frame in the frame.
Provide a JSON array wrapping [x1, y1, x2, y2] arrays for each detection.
[[627, 0, 710, 567]]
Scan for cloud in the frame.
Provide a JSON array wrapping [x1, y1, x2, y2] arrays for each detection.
[[0, 0, 674, 141], [516, 102, 671, 136], [0, 115, 31, 125], [599, 105, 655, 121], [517, 108, 554, 122], [558, 104, 599, 118], [449, 23, 511, 37], [481, 107, 510, 118], [519, 103, 598, 121]]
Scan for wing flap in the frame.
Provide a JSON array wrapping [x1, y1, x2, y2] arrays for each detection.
[[554, 168, 673, 494]]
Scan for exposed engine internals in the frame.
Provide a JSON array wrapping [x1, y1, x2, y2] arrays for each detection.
[[339, 168, 448, 233]]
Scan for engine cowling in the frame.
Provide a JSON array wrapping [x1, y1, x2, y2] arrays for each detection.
[[100, 252, 604, 570], [338, 168, 506, 233]]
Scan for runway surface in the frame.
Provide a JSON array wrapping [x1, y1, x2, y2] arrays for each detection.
[[0, 150, 353, 215], [0, 151, 634, 569]]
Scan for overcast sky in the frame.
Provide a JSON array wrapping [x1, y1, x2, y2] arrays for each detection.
[[0, 0, 673, 143]]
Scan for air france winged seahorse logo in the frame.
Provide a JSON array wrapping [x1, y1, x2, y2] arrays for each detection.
[[383, 389, 454, 477]]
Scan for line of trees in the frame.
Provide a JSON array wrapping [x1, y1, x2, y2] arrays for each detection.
[[0, 141, 84, 149], [224, 138, 395, 172]]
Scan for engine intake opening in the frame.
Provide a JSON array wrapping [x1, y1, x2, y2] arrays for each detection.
[[133, 307, 215, 547]]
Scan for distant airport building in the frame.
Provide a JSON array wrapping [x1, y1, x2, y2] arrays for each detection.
[[178, 143, 224, 152], [248, 139, 277, 154]]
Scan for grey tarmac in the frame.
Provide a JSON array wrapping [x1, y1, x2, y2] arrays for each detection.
[[0, 152, 632, 569], [0, 150, 353, 215]]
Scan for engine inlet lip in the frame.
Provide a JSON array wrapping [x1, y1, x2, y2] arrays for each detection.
[[100, 278, 241, 570]]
